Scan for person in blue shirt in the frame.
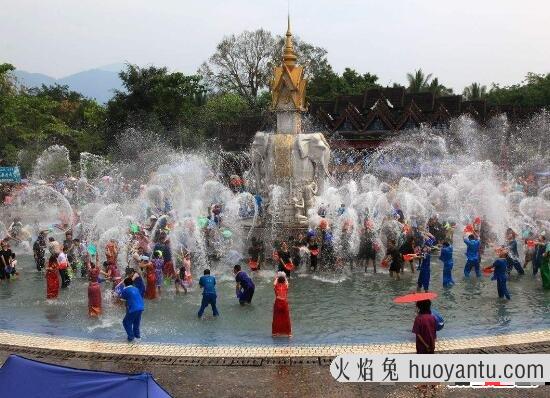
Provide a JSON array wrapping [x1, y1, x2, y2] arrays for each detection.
[[463, 234, 481, 278], [487, 250, 511, 300], [198, 269, 219, 318], [416, 246, 431, 292], [439, 241, 454, 287], [234, 264, 255, 305], [120, 277, 145, 341]]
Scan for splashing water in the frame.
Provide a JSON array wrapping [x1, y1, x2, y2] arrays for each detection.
[[0, 113, 548, 345]]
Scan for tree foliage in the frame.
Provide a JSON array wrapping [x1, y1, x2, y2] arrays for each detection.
[[426, 77, 453, 96], [463, 82, 487, 100], [406, 69, 432, 93], [486, 73, 550, 107], [0, 64, 106, 172], [307, 66, 379, 101], [406, 69, 452, 96], [198, 92, 251, 137], [107, 64, 206, 148], [199, 29, 276, 107]]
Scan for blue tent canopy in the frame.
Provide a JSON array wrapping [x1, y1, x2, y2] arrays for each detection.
[[0, 355, 171, 398]]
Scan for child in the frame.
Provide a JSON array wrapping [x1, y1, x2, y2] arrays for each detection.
[[439, 241, 454, 287], [247, 238, 261, 271], [57, 248, 70, 288], [486, 248, 511, 300], [152, 250, 164, 295], [416, 246, 431, 292], [385, 240, 402, 280], [412, 299, 437, 354], [277, 241, 294, 278], [175, 262, 188, 295], [175, 249, 190, 294], [308, 237, 319, 272]]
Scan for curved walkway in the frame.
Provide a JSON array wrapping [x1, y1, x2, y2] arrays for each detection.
[[0, 329, 549, 358]]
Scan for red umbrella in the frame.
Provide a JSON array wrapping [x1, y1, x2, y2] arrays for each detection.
[[393, 292, 438, 304]]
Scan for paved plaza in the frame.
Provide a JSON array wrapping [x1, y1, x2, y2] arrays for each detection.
[[0, 329, 549, 397]]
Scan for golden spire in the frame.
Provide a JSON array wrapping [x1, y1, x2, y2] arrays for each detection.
[[282, 14, 297, 67]]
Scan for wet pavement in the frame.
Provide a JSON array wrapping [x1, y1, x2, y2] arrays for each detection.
[[1, 342, 549, 398]]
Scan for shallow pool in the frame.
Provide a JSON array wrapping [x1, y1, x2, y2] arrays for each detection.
[[0, 246, 548, 346]]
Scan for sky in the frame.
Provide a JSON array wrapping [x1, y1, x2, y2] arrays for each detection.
[[1, 0, 550, 91]]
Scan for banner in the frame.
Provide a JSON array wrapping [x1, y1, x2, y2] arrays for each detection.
[[0, 167, 21, 183], [330, 354, 549, 383]]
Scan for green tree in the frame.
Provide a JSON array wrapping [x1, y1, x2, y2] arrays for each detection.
[[0, 63, 16, 96], [0, 65, 107, 172], [107, 64, 205, 148], [427, 77, 453, 96], [463, 82, 487, 100], [307, 67, 380, 101], [486, 73, 550, 107], [406, 69, 432, 93], [198, 93, 251, 137], [341, 68, 379, 95], [307, 65, 344, 101]]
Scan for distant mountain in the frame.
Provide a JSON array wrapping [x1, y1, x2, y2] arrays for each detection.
[[58, 69, 122, 103], [12, 71, 56, 88], [12, 65, 125, 104]]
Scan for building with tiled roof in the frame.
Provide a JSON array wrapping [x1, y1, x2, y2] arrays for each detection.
[[214, 87, 542, 153], [312, 87, 540, 150]]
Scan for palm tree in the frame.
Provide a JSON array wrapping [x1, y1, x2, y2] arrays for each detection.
[[427, 77, 453, 96], [406, 69, 432, 93], [463, 82, 487, 100]]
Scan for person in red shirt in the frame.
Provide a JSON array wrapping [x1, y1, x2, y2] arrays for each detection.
[[412, 299, 437, 354]]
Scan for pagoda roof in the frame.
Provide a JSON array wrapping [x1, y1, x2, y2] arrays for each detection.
[[404, 92, 435, 112]]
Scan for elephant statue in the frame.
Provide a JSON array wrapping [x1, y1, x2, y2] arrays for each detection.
[[250, 132, 270, 191], [249, 131, 331, 197], [295, 133, 331, 193]]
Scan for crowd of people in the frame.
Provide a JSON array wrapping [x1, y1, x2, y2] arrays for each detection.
[[0, 169, 548, 348], [0, 208, 290, 341]]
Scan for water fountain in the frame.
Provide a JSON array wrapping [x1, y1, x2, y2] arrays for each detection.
[[249, 18, 331, 239], [0, 19, 548, 348]]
